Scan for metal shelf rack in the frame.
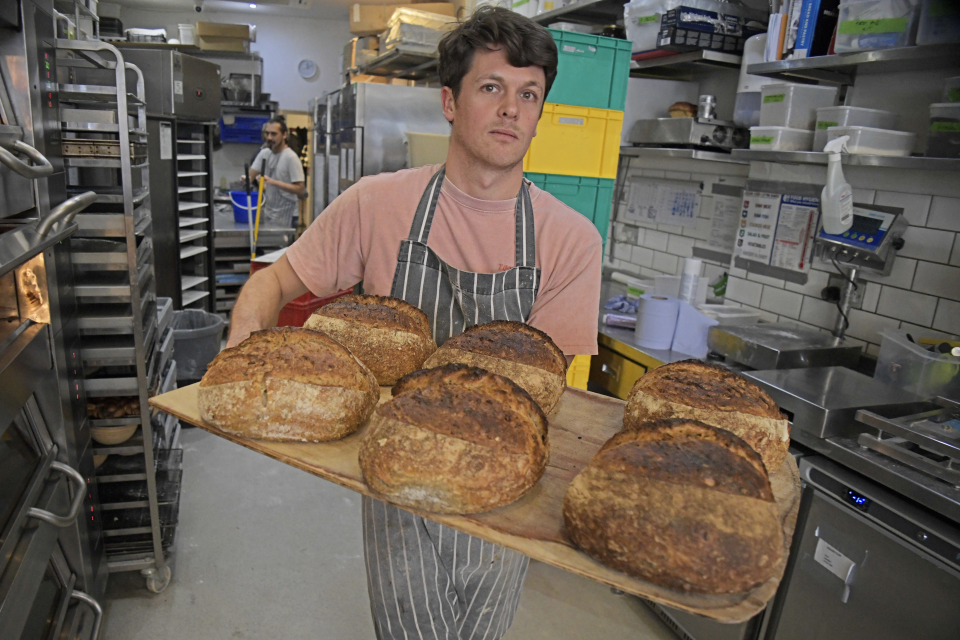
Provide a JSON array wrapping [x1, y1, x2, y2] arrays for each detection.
[[629, 50, 742, 80], [730, 149, 960, 171], [56, 38, 179, 594]]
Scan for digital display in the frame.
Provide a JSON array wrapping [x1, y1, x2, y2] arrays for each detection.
[[845, 489, 871, 511], [849, 215, 885, 236]]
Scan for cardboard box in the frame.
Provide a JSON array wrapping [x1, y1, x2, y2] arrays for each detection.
[[350, 3, 454, 36], [198, 35, 251, 53], [196, 21, 256, 41]]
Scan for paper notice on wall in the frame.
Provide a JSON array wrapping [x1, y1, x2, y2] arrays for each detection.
[[159, 122, 173, 160], [734, 191, 819, 273], [623, 177, 701, 228], [706, 188, 743, 256]]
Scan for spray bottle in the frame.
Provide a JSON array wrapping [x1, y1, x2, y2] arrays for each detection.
[[821, 135, 854, 235]]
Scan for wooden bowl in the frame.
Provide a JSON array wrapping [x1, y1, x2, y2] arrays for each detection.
[[90, 424, 137, 446]]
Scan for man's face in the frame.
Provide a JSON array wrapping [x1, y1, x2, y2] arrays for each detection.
[[263, 123, 284, 151], [441, 48, 545, 171]]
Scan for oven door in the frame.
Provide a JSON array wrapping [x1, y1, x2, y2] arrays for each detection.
[[0, 323, 87, 639], [16, 543, 102, 640]]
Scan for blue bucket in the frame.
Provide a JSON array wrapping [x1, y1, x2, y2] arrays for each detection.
[[230, 190, 260, 224]]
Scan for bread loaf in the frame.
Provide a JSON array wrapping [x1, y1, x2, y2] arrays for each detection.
[[304, 294, 436, 385], [624, 360, 789, 471], [422, 320, 566, 413], [563, 419, 783, 594], [359, 364, 548, 514], [198, 327, 379, 441]]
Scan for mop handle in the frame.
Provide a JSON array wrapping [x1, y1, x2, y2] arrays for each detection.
[[254, 176, 264, 248]]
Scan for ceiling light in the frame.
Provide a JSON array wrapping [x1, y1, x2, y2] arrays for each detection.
[[250, 3, 257, 7]]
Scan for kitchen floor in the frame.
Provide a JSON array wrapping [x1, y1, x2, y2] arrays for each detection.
[[101, 425, 680, 640]]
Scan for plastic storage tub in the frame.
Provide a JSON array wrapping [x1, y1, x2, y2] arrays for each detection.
[[874, 329, 960, 400], [917, 0, 960, 44], [524, 173, 615, 246], [171, 309, 226, 382], [835, 0, 921, 52], [178, 23, 196, 45], [696, 304, 761, 325], [750, 126, 814, 151], [926, 102, 960, 158], [523, 103, 623, 179], [546, 29, 632, 111], [825, 126, 916, 156], [814, 106, 898, 151], [230, 190, 262, 224], [944, 76, 960, 103], [760, 83, 837, 130]]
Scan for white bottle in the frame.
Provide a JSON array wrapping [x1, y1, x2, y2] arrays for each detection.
[[679, 257, 702, 304], [821, 135, 854, 236]]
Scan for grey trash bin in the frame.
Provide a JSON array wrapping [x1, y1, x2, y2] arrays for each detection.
[[171, 309, 226, 382]]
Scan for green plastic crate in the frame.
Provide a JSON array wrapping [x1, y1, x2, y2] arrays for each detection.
[[546, 30, 632, 111], [525, 172, 615, 247]]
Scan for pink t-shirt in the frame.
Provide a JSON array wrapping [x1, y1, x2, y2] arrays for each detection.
[[286, 164, 602, 355]]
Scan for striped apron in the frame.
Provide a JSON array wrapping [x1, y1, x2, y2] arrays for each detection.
[[362, 167, 540, 640]]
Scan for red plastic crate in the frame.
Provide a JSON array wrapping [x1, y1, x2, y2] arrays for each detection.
[[248, 257, 352, 327], [277, 288, 353, 328]]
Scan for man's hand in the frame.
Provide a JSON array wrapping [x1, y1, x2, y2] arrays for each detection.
[[226, 254, 309, 348]]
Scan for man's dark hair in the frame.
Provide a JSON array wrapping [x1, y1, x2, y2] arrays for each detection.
[[266, 115, 288, 134], [438, 6, 558, 101]]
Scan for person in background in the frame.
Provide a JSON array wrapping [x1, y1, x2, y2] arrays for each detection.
[[248, 116, 305, 228]]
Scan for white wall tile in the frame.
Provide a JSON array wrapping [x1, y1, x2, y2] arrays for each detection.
[[898, 227, 954, 264], [642, 169, 666, 178], [634, 227, 646, 245], [682, 216, 713, 240], [747, 272, 786, 289], [703, 263, 725, 283], [664, 171, 691, 180], [631, 245, 654, 268], [846, 167, 960, 198], [640, 266, 661, 278], [933, 299, 960, 335], [927, 196, 960, 232], [726, 276, 762, 307], [876, 287, 939, 326], [757, 310, 779, 323], [613, 243, 632, 261], [730, 266, 747, 278], [785, 269, 830, 297], [666, 235, 695, 257], [800, 296, 839, 330], [642, 229, 669, 252], [652, 251, 679, 274], [852, 188, 876, 204], [912, 262, 960, 301], [845, 309, 901, 344], [859, 257, 917, 290], [874, 191, 932, 226], [760, 286, 803, 319], [658, 224, 683, 234], [951, 234, 960, 267], [861, 282, 881, 313]]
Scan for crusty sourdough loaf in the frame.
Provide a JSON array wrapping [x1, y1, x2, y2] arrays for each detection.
[[624, 360, 789, 471], [198, 327, 379, 441], [422, 320, 567, 413], [563, 419, 783, 594], [359, 364, 549, 514], [303, 294, 436, 386]]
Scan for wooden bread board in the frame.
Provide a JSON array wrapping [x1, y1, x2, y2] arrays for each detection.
[[150, 384, 800, 623]]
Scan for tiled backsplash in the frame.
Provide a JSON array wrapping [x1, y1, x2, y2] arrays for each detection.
[[605, 155, 960, 357]]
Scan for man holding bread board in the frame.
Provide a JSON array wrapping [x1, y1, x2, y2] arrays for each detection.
[[227, 7, 601, 639]]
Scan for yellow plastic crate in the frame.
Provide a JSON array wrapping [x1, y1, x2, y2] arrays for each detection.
[[523, 104, 623, 180], [566, 354, 591, 390]]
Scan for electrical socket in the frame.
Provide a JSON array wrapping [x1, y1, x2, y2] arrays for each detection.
[[828, 273, 864, 309]]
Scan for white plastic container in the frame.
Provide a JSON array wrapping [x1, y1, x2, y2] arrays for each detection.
[[945, 76, 960, 103], [813, 106, 898, 151], [734, 34, 779, 128], [760, 83, 838, 130], [926, 102, 960, 159], [178, 24, 196, 46], [917, 0, 960, 44], [834, 0, 921, 53], [874, 329, 960, 399], [696, 304, 761, 325], [750, 126, 814, 151], [511, 0, 539, 18], [825, 126, 916, 156]]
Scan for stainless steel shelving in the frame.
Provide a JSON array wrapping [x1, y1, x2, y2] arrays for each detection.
[[532, 0, 626, 26], [731, 149, 960, 171], [630, 50, 742, 80], [56, 38, 177, 594], [621, 145, 749, 164]]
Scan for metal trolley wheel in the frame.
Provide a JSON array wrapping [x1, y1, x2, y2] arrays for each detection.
[[142, 565, 172, 594]]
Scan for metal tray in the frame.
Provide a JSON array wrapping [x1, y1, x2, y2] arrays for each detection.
[[74, 261, 153, 302], [156, 297, 173, 335], [77, 294, 154, 336], [62, 138, 148, 163], [84, 375, 141, 397], [73, 207, 151, 239]]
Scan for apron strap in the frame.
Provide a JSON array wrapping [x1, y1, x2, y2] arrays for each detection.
[[407, 167, 446, 243], [514, 180, 536, 268]]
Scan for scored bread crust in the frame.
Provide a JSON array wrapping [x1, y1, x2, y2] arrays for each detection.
[[625, 360, 789, 471], [422, 321, 567, 413], [304, 294, 436, 386], [563, 419, 783, 595], [360, 364, 549, 514], [198, 327, 379, 441]]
